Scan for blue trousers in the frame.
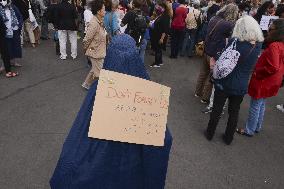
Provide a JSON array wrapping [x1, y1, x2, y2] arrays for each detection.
[[181, 28, 197, 57], [245, 98, 266, 135]]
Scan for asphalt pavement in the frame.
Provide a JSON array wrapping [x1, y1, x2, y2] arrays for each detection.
[[0, 39, 284, 189]]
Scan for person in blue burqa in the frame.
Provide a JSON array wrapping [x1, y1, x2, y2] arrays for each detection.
[[50, 34, 173, 189]]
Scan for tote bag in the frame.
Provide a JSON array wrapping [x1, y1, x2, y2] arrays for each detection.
[[213, 39, 241, 79]]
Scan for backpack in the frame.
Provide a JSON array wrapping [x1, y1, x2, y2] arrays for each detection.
[[128, 10, 147, 46], [193, 10, 202, 29], [213, 39, 241, 79]]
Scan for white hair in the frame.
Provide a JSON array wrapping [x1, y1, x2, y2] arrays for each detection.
[[232, 15, 264, 42], [112, 0, 119, 8]]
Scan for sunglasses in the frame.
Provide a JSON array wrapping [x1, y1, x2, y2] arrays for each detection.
[[0, 0, 7, 2]]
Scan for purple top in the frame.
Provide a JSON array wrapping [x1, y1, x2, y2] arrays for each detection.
[[204, 16, 235, 59]]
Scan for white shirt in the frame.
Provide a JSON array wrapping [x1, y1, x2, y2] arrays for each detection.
[[84, 9, 93, 24]]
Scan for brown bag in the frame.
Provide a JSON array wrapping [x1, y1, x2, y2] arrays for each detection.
[[195, 41, 204, 57]]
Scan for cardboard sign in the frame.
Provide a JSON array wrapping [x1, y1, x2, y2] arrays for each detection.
[[88, 69, 171, 146], [260, 15, 279, 31]]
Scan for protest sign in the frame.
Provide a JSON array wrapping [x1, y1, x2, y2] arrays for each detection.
[[88, 69, 171, 146], [260, 15, 279, 31]]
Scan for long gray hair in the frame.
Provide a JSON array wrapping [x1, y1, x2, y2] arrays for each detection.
[[216, 3, 239, 22]]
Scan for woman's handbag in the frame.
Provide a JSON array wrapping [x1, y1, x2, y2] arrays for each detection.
[[212, 39, 241, 79], [195, 41, 204, 57]]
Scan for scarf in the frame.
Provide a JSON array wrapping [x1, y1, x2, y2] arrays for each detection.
[[0, 5, 19, 38]]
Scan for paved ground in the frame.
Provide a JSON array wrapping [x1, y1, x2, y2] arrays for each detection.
[[0, 39, 284, 189]]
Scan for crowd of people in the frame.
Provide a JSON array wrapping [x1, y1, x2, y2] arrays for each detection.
[[0, 0, 283, 187], [1, 0, 284, 138]]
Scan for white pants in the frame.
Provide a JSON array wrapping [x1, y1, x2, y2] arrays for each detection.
[[58, 30, 77, 59], [208, 86, 227, 109]]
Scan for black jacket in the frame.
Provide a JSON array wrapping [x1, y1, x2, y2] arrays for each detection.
[[12, 0, 29, 21], [55, 0, 78, 31]]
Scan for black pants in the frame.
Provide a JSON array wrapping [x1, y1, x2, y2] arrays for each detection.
[[55, 40, 60, 55], [0, 37, 11, 73], [206, 88, 244, 144], [170, 29, 185, 58], [154, 43, 162, 65]]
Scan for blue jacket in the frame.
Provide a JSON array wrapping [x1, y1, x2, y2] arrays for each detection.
[[214, 38, 262, 96], [104, 11, 120, 37]]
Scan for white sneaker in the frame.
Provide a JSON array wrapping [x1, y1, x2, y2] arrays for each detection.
[[60, 56, 67, 60], [276, 104, 284, 113], [81, 83, 90, 90]]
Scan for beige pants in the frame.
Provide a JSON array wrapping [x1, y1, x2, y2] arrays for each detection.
[[195, 54, 213, 102], [83, 58, 104, 87], [22, 20, 35, 44]]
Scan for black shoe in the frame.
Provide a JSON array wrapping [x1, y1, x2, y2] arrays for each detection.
[[204, 131, 213, 141], [202, 106, 213, 114], [222, 134, 232, 145]]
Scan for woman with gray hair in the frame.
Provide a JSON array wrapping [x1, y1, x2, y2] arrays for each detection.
[[204, 15, 264, 145], [195, 3, 238, 110]]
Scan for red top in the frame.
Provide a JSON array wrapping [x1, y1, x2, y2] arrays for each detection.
[[248, 42, 284, 99], [171, 7, 188, 30]]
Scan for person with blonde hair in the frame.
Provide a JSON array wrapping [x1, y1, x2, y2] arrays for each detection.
[[204, 15, 264, 145]]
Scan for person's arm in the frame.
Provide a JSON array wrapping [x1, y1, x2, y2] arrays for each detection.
[[121, 11, 130, 27], [254, 44, 281, 79], [159, 16, 170, 44], [83, 19, 98, 51], [112, 12, 120, 34]]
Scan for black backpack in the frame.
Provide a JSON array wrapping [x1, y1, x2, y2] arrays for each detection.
[[128, 10, 147, 46]]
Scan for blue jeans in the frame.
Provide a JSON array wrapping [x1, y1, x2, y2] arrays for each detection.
[[245, 98, 266, 135], [139, 39, 147, 64], [181, 29, 197, 57]]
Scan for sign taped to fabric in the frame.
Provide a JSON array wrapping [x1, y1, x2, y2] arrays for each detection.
[[88, 69, 171, 146], [260, 15, 279, 31]]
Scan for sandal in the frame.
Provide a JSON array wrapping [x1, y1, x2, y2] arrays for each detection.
[[236, 128, 253, 137], [6, 72, 19, 78]]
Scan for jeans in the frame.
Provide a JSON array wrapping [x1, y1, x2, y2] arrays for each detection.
[[245, 98, 266, 135], [206, 88, 244, 144], [181, 28, 197, 57], [139, 39, 147, 64], [58, 30, 78, 59], [170, 29, 185, 58]]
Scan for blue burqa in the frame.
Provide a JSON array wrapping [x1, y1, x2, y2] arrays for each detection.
[[50, 35, 173, 189]]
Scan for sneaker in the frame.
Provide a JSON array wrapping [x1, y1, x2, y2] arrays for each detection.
[[72, 56, 77, 60], [202, 106, 212, 114], [160, 63, 164, 66], [150, 63, 160, 68], [276, 104, 284, 113], [200, 99, 209, 104], [60, 56, 67, 60], [81, 83, 90, 90], [194, 94, 200, 98]]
